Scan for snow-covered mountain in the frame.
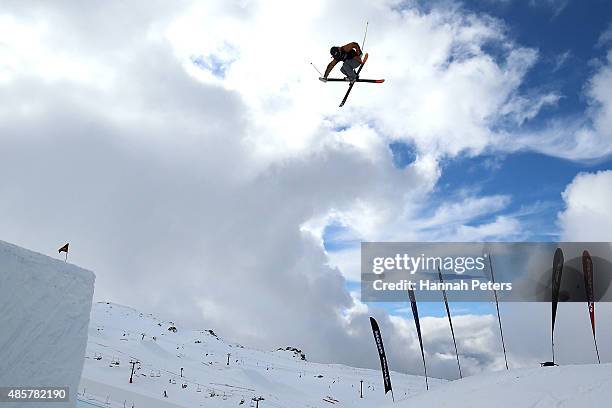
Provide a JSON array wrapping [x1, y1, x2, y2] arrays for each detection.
[[79, 302, 440, 407], [80, 302, 612, 408]]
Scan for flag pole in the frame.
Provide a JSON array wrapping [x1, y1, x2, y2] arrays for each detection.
[[423, 356, 429, 391], [488, 254, 508, 370], [59, 243, 69, 263], [408, 289, 429, 390], [551, 326, 555, 364]]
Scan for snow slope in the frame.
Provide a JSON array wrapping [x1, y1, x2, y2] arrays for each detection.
[[394, 362, 612, 407], [80, 302, 442, 407], [81, 302, 612, 408], [0, 240, 95, 408]]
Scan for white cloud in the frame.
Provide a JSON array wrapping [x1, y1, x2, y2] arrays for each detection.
[[597, 22, 612, 48], [344, 306, 506, 378], [552, 50, 572, 72], [586, 50, 612, 142], [558, 170, 612, 241], [415, 195, 511, 231], [324, 194, 522, 283], [528, 0, 569, 17], [500, 92, 561, 125], [504, 47, 612, 161], [327, 248, 362, 282]]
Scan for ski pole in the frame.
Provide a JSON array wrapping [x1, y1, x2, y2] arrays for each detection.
[[361, 21, 369, 52], [310, 62, 323, 77]]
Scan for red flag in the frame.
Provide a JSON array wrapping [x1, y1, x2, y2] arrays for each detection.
[[582, 250, 601, 364], [58, 243, 69, 253]]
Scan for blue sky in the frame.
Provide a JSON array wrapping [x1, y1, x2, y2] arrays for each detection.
[[473, 0, 612, 117], [424, 0, 612, 242], [324, 0, 612, 317]]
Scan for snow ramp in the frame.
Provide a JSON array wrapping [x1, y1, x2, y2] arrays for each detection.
[[394, 363, 612, 407], [0, 240, 95, 407]]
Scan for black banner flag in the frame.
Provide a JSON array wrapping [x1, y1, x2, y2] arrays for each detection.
[[437, 267, 462, 378], [582, 250, 601, 364], [551, 247, 564, 363], [369, 317, 394, 399], [408, 288, 429, 390]]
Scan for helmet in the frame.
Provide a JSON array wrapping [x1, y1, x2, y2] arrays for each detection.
[[330, 46, 341, 59]]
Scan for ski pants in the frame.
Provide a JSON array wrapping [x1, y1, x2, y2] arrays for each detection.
[[340, 58, 360, 80]]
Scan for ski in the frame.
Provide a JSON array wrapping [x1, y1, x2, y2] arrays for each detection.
[[339, 53, 368, 107], [320, 77, 384, 83]]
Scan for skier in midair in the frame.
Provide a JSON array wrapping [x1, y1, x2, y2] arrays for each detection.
[[323, 42, 363, 83]]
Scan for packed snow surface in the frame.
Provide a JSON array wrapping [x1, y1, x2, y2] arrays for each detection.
[[80, 302, 441, 407], [0, 240, 95, 408], [394, 361, 612, 407]]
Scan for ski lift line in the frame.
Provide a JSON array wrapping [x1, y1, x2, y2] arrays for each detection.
[[89, 342, 338, 399], [233, 355, 313, 373], [112, 358, 256, 397], [94, 346, 379, 391], [90, 349, 246, 396], [209, 383, 256, 392], [91, 341, 142, 361], [90, 344, 394, 402]]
